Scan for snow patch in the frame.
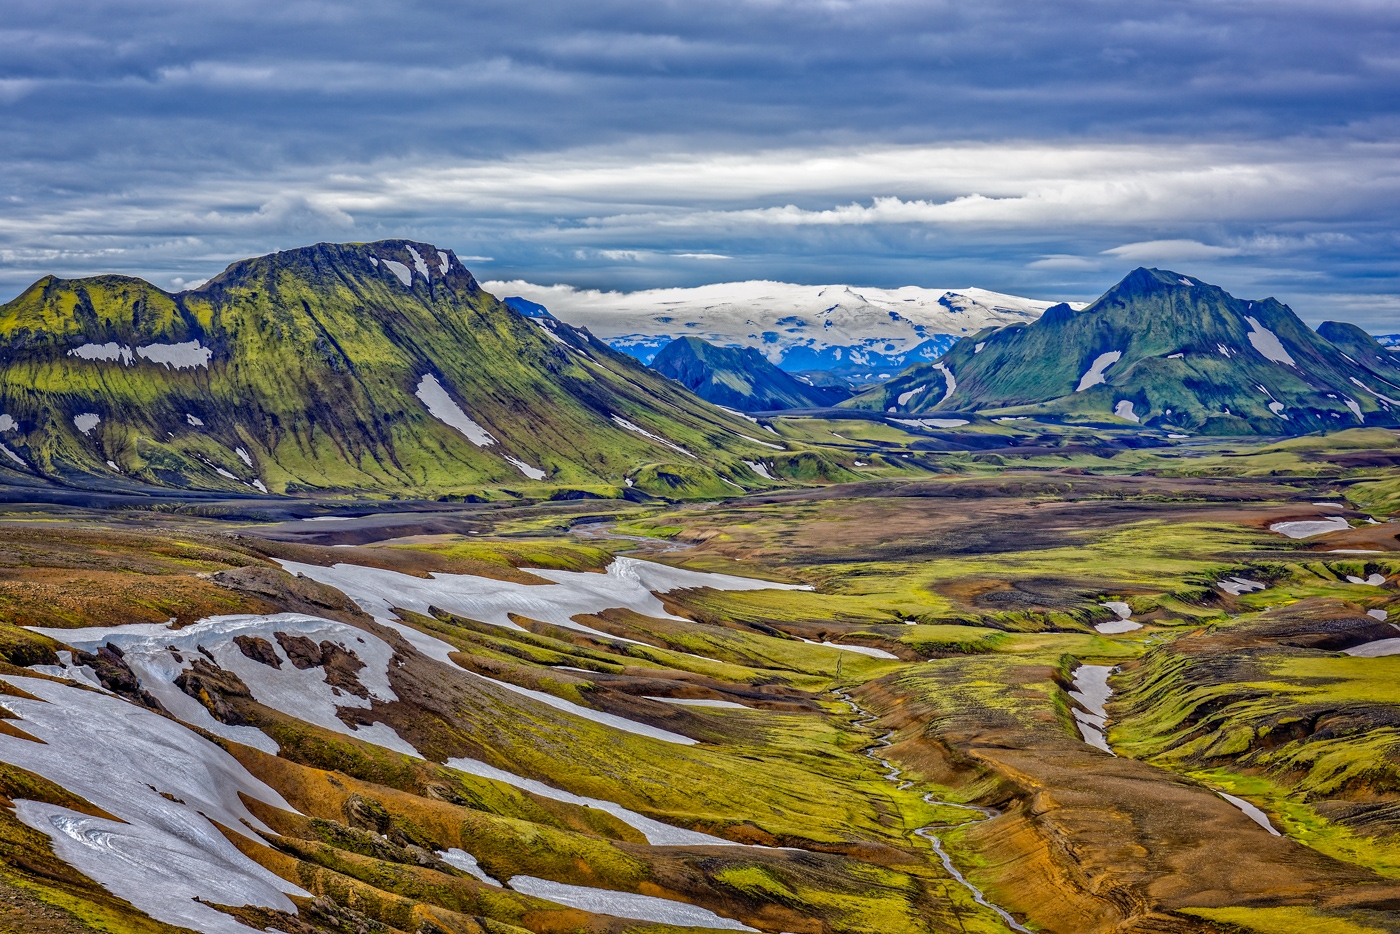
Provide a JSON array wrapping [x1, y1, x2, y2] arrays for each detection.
[[1167, 352, 1184, 359], [647, 697, 751, 709], [1345, 397, 1364, 420], [1068, 665, 1115, 754], [437, 250, 452, 275], [407, 246, 431, 280], [0, 444, 25, 467], [136, 341, 212, 370], [508, 875, 756, 930], [503, 455, 546, 480], [736, 433, 783, 450], [30, 613, 420, 758], [277, 556, 807, 650], [1368, 609, 1389, 621], [0, 415, 14, 432], [896, 384, 926, 406], [974, 341, 986, 353], [1095, 601, 1141, 634], [415, 374, 497, 446], [799, 638, 898, 659], [889, 417, 969, 429], [382, 259, 412, 286], [235, 447, 253, 467], [1270, 516, 1350, 539], [70, 342, 133, 365], [73, 413, 101, 435], [611, 415, 694, 458], [1350, 377, 1400, 407], [1345, 573, 1386, 586], [1218, 577, 1267, 596], [1113, 400, 1139, 423], [1218, 792, 1280, 836], [1243, 317, 1295, 366], [1076, 351, 1122, 392], [185, 413, 204, 426], [0, 675, 307, 934], [446, 756, 736, 846], [438, 848, 500, 885], [744, 460, 774, 480], [933, 361, 956, 397]]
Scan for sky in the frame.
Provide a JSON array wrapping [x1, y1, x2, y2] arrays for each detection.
[[2, 0, 1399, 329]]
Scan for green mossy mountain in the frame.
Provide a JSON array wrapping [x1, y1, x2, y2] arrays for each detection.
[[651, 336, 851, 411], [0, 241, 813, 497], [851, 267, 1400, 435]]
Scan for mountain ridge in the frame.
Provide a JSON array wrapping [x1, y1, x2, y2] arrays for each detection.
[[483, 279, 1082, 380], [651, 336, 851, 411], [852, 267, 1400, 435], [0, 241, 837, 497]]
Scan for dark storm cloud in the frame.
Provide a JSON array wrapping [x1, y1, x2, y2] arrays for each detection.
[[2, 0, 1399, 327]]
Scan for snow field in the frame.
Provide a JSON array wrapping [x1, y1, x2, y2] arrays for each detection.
[[0, 675, 308, 934], [29, 613, 421, 757], [1270, 516, 1351, 539]]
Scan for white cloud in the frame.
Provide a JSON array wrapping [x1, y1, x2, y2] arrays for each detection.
[[1027, 255, 1101, 270], [1100, 239, 1243, 262]]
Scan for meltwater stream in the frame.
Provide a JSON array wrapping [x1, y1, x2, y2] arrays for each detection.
[[835, 691, 1032, 933]]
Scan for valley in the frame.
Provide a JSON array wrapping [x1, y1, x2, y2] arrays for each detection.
[[0, 422, 1397, 934], [1, 243, 1399, 934]]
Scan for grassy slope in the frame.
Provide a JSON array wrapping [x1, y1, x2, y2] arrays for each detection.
[[0, 241, 841, 498], [848, 267, 1400, 436]]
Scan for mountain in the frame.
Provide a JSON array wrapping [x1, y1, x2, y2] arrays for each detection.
[[482, 279, 1080, 380], [851, 267, 1400, 436], [0, 241, 826, 497], [651, 336, 852, 411]]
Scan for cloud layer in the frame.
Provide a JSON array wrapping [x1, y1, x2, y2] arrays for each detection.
[[2, 1, 1398, 327]]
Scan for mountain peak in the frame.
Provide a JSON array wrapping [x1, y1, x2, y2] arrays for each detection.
[[852, 269, 1400, 435]]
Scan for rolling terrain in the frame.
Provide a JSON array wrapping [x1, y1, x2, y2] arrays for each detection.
[[0, 425, 1398, 934]]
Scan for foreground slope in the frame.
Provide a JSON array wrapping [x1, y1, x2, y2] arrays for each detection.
[[856, 267, 1400, 435], [0, 241, 808, 497], [651, 336, 851, 410]]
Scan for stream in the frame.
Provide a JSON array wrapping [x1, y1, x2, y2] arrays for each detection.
[[835, 691, 1032, 934]]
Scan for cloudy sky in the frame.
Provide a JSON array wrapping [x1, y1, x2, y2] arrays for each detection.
[[3, 0, 1399, 327]]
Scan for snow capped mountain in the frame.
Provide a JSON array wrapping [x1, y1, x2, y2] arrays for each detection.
[[483, 279, 1083, 379]]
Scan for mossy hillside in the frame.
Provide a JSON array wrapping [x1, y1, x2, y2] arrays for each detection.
[[229, 682, 996, 933], [0, 241, 808, 497], [849, 267, 1400, 435], [1109, 600, 1400, 878]]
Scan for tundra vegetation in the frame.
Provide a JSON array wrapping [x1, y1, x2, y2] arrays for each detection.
[[0, 425, 1397, 934]]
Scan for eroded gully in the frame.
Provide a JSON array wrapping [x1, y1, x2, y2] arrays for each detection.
[[834, 691, 1033, 934]]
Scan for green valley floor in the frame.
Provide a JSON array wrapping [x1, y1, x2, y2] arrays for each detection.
[[0, 428, 1399, 934]]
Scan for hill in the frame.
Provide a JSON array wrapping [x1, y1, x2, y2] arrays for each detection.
[[482, 279, 1078, 381], [651, 336, 851, 410], [0, 241, 831, 497], [852, 267, 1400, 435]]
